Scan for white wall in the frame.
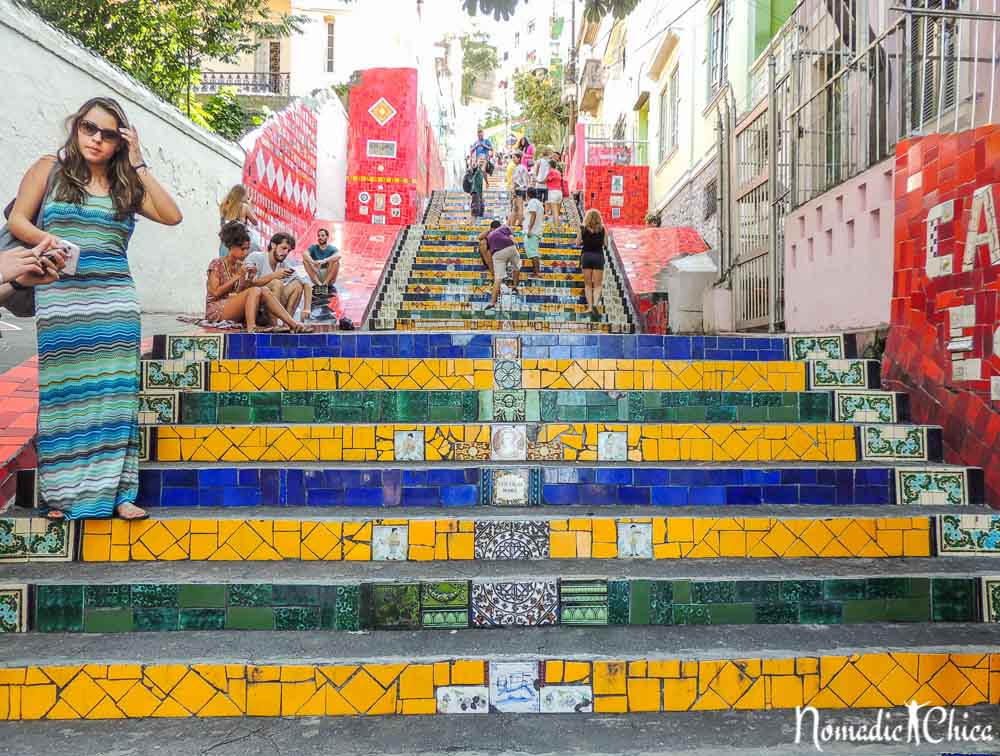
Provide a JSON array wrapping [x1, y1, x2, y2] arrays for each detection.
[[314, 92, 348, 220], [0, 0, 244, 314]]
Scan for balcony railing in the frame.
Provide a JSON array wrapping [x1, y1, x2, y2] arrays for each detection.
[[196, 71, 291, 96], [579, 59, 607, 114]]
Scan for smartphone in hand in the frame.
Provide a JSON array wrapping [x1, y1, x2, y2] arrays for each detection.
[[58, 241, 81, 276]]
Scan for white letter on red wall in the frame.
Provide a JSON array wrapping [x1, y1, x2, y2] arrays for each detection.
[[925, 200, 955, 278], [962, 184, 1000, 271]]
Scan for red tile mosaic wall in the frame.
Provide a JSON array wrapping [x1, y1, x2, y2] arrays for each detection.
[[584, 166, 650, 226], [884, 125, 1000, 506], [345, 68, 445, 226], [242, 101, 318, 243]]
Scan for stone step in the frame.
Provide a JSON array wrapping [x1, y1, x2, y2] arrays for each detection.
[[396, 300, 599, 316], [406, 278, 587, 292], [383, 317, 624, 334], [153, 332, 793, 362], [3, 508, 960, 563], [141, 422, 941, 464], [6, 558, 993, 634], [149, 389, 911, 427], [0, 625, 997, 721], [402, 285, 589, 301]]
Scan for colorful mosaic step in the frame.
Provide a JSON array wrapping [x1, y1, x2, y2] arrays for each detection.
[[7, 573, 981, 634], [57, 512, 937, 562], [162, 389, 839, 426], [125, 465, 983, 509], [154, 332, 791, 362], [0, 628, 996, 719]]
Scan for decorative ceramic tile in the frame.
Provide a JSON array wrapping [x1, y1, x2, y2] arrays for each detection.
[[559, 580, 609, 625], [617, 522, 653, 559], [860, 425, 929, 461], [489, 662, 540, 713], [370, 584, 420, 629], [166, 335, 223, 361], [436, 686, 489, 714], [453, 441, 491, 461], [474, 521, 549, 560], [0, 518, 74, 563], [142, 360, 206, 391], [834, 391, 897, 423], [895, 468, 969, 506], [471, 581, 558, 626], [540, 685, 594, 713], [491, 425, 527, 461], [493, 337, 521, 360], [138, 427, 151, 463], [421, 582, 469, 628], [937, 514, 1000, 556], [809, 359, 876, 389], [0, 584, 27, 632], [789, 334, 845, 360], [372, 525, 408, 561], [138, 391, 178, 425], [597, 431, 628, 461], [492, 391, 526, 422], [394, 430, 425, 461], [982, 577, 1000, 622], [493, 360, 522, 390], [489, 468, 533, 506]]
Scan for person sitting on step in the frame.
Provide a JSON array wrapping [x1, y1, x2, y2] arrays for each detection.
[[483, 216, 521, 312], [206, 221, 310, 333], [303, 227, 340, 296], [245, 232, 312, 328], [476, 220, 502, 275]]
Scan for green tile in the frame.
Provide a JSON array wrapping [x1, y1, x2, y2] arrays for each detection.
[[373, 584, 420, 630], [218, 406, 253, 424], [229, 584, 273, 607], [607, 581, 630, 625], [691, 581, 736, 604], [273, 585, 321, 606], [628, 580, 650, 625], [179, 584, 226, 608], [823, 579, 866, 600], [281, 406, 316, 423], [799, 601, 843, 624], [736, 406, 768, 422], [180, 393, 218, 424], [780, 581, 822, 602], [931, 578, 977, 622], [671, 580, 692, 604], [421, 581, 469, 609], [864, 578, 910, 600], [672, 605, 711, 625], [179, 608, 226, 630], [798, 393, 832, 421], [703, 603, 755, 625], [133, 607, 179, 631], [883, 598, 931, 622], [649, 581, 674, 625], [478, 391, 494, 421], [131, 584, 179, 608], [751, 393, 782, 407], [766, 405, 798, 422], [705, 405, 737, 422], [275, 607, 321, 630], [35, 585, 84, 632], [85, 585, 131, 608], [524, 390, 540, 422], [754, 602, 798, 624], [226, 607, 275, 630], [734, 581, 781, 603], [84, 608, 134, 633], [334, 585, 360, 631]]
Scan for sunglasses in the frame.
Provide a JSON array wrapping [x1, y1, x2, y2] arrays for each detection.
[[78, 119, 122, 144]]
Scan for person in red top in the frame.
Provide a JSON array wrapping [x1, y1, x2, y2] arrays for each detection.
[[545, 164, 563, 226]]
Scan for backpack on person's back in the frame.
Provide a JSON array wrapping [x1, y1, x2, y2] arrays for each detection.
[[462, 169, 474, 194]]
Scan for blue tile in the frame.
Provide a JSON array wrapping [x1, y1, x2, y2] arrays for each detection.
[[617, 486, 651, 505], [440, 485, 477, 507], [550, 346, 571, 359], [726, 486, 763, 505], [428, 469, 474, 485], [261, 470, 280, 505], [575, 468, 597, 483], [162, 487, 198, 507], [633, 469, 670, 486], [782, 469, 817, 485], [855, 486, 890, 505], [222, 488, 262, 507], [198, 468, 238, 487], [855, 468, 891, 485], [595, 468, 633, 485], [666, 339, 692, 359], [237, 469, 260, 486], [309, 489, 346, 507], [717, 337, 743, 350], [800, 485, 836, 505], [598, 340, 624, 358], [687, 486, 727, 505], [580, 484, 617, 504], [200, 488, 225, 507], [762, 485, 800, 504], [344, 487, 384, 507], [286, 470, 306, 506], [162, 469, 197, 486], [402, 487, 440, 507], [741, 469, 782, 485], [651, 486, 689, 506], [543, 484, 580, 505]]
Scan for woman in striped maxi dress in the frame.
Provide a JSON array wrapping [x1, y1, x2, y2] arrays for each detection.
[[8, 97, 182, 520]]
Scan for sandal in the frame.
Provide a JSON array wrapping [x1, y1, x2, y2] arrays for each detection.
[[293, 322, 314, 334], [42, 508, 65, 521], [114, 503, 149, 521]]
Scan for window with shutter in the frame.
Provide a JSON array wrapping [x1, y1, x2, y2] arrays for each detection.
[[326, 20, 336, 74], [910, 0, 959, 127]]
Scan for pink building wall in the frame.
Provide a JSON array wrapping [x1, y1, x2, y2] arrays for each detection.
[[782, 158, 896, 332]]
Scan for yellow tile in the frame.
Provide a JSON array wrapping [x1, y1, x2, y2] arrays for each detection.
[[339, 670, 385, 714], [246, 682, 281, 716], [399, 666, 433, 700], [545, 661, 564, 684], [627, 678, 660, 712], [451, 661, 485, 685], [563, 662, 591, 683], [593, 661, 626, 695], [662, 677, 697, 711], [549, 531, 577, 559], [594, 695, 628, 713]]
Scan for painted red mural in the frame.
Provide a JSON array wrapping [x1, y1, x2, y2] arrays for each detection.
[[345, 68, 445, 226], [584, 166, 649, 226], [242, 101, 318, 243], [884, 125, 1000, 506]]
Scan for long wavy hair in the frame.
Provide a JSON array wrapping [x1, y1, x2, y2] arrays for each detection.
[[219, 185, 248, 222], [54, 97, 145, 219], [583, 209, 604, 234]]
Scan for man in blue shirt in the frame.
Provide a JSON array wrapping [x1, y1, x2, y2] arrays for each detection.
[[469, 129, 493, 163]]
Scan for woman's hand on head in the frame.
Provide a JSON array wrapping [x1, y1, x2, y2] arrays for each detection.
[[119, 125, 144, 167]]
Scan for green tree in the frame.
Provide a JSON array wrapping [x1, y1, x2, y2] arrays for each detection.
[[202, 88, 248, 141], [23, 0, 304, 118], [459, 31, 499, 104], [461, 0, 640, 23], [479, 106, 506, 130], [512, 69, 569, 150]]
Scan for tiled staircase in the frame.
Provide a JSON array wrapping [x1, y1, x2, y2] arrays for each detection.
[[2, 195, 999, 753], [368, 189, 636, 333]]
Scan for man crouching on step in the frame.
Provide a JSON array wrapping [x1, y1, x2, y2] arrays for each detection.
[[483, 216, 521, 312]]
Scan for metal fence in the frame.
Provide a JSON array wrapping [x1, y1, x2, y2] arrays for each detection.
[[726, 0, 1000, 330], [196, 71, 291, 96]]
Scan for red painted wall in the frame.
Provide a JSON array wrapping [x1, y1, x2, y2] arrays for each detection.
[[884, 125, 1000, 506], [242, 101, 318, 242], [345, 67, 444, 226], [584, 166, 649, 226]]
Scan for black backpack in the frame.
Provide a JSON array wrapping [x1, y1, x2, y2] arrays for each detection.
[[462, 169, 474, 194]]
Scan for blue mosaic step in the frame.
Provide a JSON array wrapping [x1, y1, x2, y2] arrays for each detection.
[[126, 465, 985, 509], [160, 333, 792, 362]]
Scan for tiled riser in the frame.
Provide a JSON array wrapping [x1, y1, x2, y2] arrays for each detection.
[[0, 652, 995, 720], [73, 515, 933, 562], [149, 423, 867, 463], [208, 333, 790, 362], [16, 577, 980, 634], [172, 390, 836, 425], [134, 465, 980, 508]]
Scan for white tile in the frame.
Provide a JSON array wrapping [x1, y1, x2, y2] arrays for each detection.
[[491, 425, 527, 461], [617, 522, 653, 559], [540, 685, 593, 713], [393, 430, 425, 462], [436, 686, 489, 714], [489, 662, 539, 713], [372, 525, 408, 561], [598, 431, 628, 462]]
